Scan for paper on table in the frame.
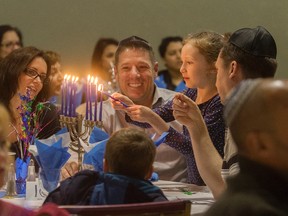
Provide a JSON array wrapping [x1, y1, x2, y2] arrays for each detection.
[[155, 180, 214, 202]]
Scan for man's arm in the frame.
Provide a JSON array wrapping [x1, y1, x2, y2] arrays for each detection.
[[173, 93, 226, 198]]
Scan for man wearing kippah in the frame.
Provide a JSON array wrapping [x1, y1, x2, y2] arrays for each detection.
[[172, 26, 277, 199], [205, 79, 288, 215], [73, 36, 187, 183]]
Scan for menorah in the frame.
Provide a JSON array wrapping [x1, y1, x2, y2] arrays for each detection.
[[59, 114, 103, 171]]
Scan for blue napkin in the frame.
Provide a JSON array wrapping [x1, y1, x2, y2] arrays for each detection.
[[83, 139, 108, 171], [82, 127, 109, 171], [56, 127, 68, 135], [89, 126, 109, 143], [83, 131, 169, 172], [15, 157, 31, 181], [150, 172, 159, 182], [34, 134, 71, 192]]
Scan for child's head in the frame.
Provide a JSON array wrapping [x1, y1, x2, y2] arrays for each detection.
[[0, 104, 11, 188], [104, 128, 156, 179], [183, 31, 224, 65], [180, 31, 224, 88], [45, 50, 64, 98]]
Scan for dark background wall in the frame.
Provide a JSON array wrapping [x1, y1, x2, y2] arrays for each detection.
[[1, 0, 287, 78]]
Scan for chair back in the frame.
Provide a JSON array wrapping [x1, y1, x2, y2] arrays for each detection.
[[62, 200, 191, 216]]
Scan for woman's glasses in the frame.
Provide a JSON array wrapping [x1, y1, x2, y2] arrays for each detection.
[[0, 41, 21, 49], [24, 68, 47, 83]]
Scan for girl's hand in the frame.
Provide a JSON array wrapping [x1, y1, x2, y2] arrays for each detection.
[[126, 105, 154, 123], [172, 93, 203, 126]]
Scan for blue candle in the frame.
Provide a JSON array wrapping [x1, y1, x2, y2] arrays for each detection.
[[98, 84, 103, 121], [89, 76, 94, 120], [65, 75, 71, 116], [72, 77, 79, 117], [85, 75, 90, 119], [94, 77, 98, 121], [69, 76, 74, 116], [61, 75, 66, 115]]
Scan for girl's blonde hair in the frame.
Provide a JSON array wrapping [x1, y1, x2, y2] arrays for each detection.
[[183, 31, 224, 64]]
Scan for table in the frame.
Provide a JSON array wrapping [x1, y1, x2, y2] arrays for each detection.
[[0, 190, 44, 210], [154, 180, 214, 215], [1, 180, 214, 215]]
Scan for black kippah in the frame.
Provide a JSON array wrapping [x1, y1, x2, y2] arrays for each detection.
[[229, 26, 277, 59]]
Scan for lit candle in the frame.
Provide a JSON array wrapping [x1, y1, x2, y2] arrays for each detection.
[[86, 75, 90, 119], [65, 75, 71, 116], [61, 74, 67, 115], [93, 77, 98, 121], [73, 77, 79, 117], [89, 76, 94, 120], [98, 84, 104, 121], [69, 76, 75, 116]]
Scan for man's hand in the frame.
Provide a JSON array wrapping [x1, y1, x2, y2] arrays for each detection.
[[110, 92, 134, 110]]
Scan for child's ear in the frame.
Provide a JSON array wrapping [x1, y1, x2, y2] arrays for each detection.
[[144, 165, 154, 180], [103, 159, 109, 172]]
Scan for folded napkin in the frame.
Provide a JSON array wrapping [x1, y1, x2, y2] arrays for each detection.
[[30, 127, 71, 192], [81, 126, 109, 171], [15, 156, 31, 181], [82, 129, 169, 173], [89, 126, 109, 143]]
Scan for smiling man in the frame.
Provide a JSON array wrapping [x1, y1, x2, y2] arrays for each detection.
[[74, 36, 187, 182]]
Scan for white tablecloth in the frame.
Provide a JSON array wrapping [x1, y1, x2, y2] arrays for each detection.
[[154, 180, 214, 215], [1, 180, 214, 215]]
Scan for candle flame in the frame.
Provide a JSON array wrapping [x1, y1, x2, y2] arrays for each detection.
[[67, 74, 71, 81], [87, 74, 91, 81], [64, 74, 68, 80], [94, 77, 98, 85], [98, 84, 104, 92], [90, 76, 94, 83], [75, 77, 79, 82]]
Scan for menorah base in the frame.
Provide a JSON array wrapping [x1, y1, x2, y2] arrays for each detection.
[[59, 114, 103, 171]]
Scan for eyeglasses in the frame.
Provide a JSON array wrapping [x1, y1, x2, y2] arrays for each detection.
[[0, 41, 21, 49], [24, 68, 47, 83]]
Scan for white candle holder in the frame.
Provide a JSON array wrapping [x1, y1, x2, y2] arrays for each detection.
[[59, 114, 103, 171]]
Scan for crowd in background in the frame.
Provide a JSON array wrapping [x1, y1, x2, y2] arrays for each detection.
[[0, 23, 287, 216]]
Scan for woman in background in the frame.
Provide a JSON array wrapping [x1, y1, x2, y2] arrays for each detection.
[[91, 38, 119, 93], [45, 51, 64, 104], [0, 25, 23, 61], [155, 36, 185, 92]]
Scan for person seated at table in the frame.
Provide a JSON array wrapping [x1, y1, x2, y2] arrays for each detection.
[[111, 31, 226, 186], [172, 26, 277, 198], [45, 128, 168, 205], [0, 104, 69, 216], [44, 50, 64, 105], [205, 79, 288, 215], [72, 35, 187, 183], [0, 47, 61, 166]]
